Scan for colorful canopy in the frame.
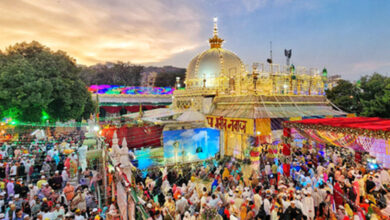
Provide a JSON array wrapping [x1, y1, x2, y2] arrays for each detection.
[[287, 117, 390, 131], [89, 85, 174, 95], [284, 117, 390, 168], [285, 117, 390, 139]]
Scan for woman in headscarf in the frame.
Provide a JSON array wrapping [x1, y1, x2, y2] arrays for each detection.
[[70, 190, 82, 211], [211, 178, 219, 192], [334, 181, 344, 208], [181, 183, 187, 194], [53, 153, 60, 166], [77, 189, 87, 212], [64, 157, 70, 174], [222, 168, 229, 180], [69, 158, 77, 178]]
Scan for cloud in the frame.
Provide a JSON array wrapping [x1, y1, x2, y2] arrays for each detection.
[[352, 61, 390, 73], [165, 140, 175, 146], [192, 130, 207, 141], [0, 0, 204, 65], [240, 0, 318, 12], [180, 129, 195, 138]]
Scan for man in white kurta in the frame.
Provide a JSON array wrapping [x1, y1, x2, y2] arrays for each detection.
[[302, 192, 315, 220], [379, 169, 390, 188], [253, 192, 262, 215], [161, 179, 171, 195], [263, 195, 271, 217], [78, 145, 88, 172]]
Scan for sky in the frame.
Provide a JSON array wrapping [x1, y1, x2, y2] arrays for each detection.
[[0, 0, 389, 80]]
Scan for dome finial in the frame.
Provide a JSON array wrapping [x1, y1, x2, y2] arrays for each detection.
[[209, 17, 224, 49], [213, 17, 218, 37]]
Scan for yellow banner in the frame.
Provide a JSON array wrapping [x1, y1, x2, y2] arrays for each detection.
[[387, 140, 390, 156], [289, 117, 302, 121], [255, 118, 271, 136], [206, 115, 254, 135]]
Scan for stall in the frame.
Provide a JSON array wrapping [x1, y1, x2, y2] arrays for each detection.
[[283, 117, 390, 168]]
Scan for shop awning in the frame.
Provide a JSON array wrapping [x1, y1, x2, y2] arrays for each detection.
[[176, 110, 205, 122], [124, 108, 179, 119]]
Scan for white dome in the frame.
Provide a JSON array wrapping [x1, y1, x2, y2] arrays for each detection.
[[185, 47, 245, 88]]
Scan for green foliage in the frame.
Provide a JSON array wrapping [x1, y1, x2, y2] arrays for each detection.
[[359, 73, 390, 118], [326, 80, 362, 113], [79, 62, 143, 85], [0, 41, 96, 122], [79, 61, 186, 88], [327, 73, 390, 118]]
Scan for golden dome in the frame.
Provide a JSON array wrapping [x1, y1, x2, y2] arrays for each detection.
[[185, 18, 245, 88]]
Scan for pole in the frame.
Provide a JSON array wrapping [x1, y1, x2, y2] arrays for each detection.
[[102, 140, 108, 206], [126, 192, 129, 220], [269, 41, 273, 63], [270, 41, 273, 74], [269, 41, 276, 94]]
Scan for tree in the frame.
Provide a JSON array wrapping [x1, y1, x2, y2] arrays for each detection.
[[359, 73, 390, 118], [382, 83, 390, 117], [79, 62, 143, 86], [0, 41, 96, 122], [326, 79, 362, 114], [326, 73, 390, 118]]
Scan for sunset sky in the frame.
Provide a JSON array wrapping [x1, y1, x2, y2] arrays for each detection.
[[1, 0, 389, 80]]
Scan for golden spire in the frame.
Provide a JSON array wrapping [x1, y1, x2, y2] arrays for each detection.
[[138, 103, 143, 118], [213, 17, 219, 36], [209, 17, 224, 49]]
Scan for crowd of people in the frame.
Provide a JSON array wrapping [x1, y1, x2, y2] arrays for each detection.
[[132, 144, 390, 220], [0, 131, 109, 220], [1, 129, 390, 220]]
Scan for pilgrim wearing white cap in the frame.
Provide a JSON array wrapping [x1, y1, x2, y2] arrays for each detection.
[[302, 190, 315, 219]]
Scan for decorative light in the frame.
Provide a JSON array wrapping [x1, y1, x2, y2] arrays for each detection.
[[356, 80, 361, 88], [88, 85, 174, 95], [93, 125, 100, 132], [322, 68, 328, 77], [41, 110, 49, 121]]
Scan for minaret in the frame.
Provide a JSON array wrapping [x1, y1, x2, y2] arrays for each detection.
[[209, 17, 224, 49], [111, 131, 120, 158], [120, 137, 130, 167]]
